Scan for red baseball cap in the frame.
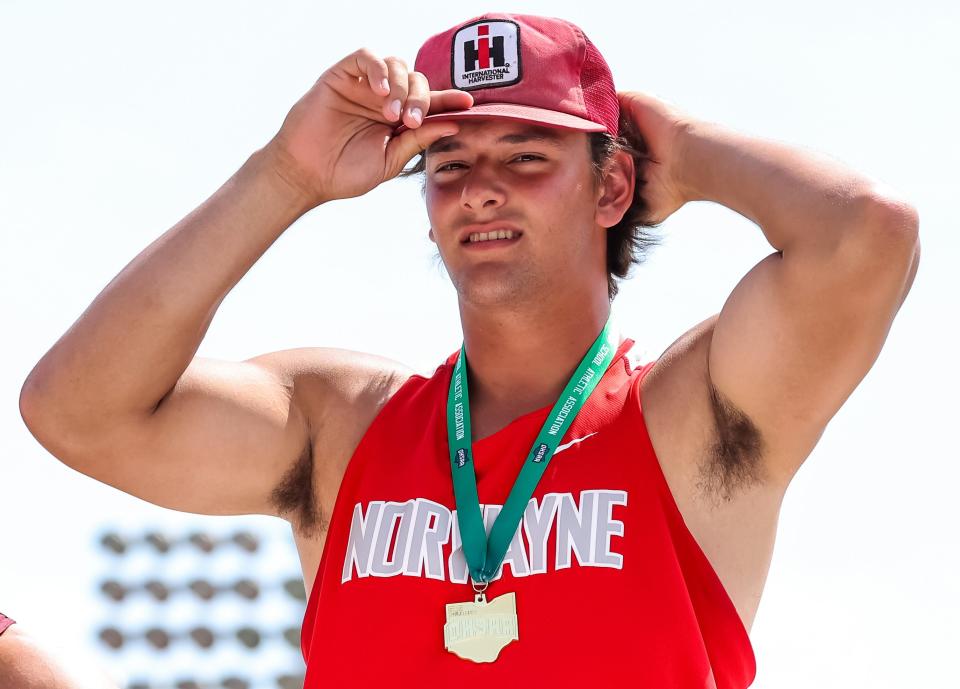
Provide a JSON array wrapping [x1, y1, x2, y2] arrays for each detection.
[[397, 13, 620, 136]]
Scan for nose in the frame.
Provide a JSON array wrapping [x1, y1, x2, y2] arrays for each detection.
[[460, 163, 506, 211]]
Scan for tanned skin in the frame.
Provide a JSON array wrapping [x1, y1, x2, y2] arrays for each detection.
[[0, 623, 118, 689], [20, 48, 919, 635]]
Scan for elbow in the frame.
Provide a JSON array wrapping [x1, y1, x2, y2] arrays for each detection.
[[19, 355, 60, 429], [860, 187, 920, 243], [850, 191, 921, 273], [19, 372, 94, 472], [19, 366, 64, 442], [19, 368, 144, 477], [840, 192, 921, 306], [19, 377, 63, 469], [19, 371, 49, 440]]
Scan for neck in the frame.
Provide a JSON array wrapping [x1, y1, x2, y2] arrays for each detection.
[[458, 283, 616, 438]]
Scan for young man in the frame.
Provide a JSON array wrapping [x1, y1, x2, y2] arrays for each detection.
[[19, 12, 919, 688]]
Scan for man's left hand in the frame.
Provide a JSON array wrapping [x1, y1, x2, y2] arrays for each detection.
[[617, 90, 695, 224]]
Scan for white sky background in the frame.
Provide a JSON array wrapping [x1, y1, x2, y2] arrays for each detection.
[[1, 1, 957, 687]]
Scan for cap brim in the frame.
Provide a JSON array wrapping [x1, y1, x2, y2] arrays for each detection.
[[394, 102, 608, 135]]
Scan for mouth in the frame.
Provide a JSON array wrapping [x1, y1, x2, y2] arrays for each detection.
[[458, 224, 524, 247], [462, 229, 522, 246]]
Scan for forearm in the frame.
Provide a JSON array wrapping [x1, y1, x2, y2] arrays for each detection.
[[21, 145, 313, 429], [676, 119, 901, 255]]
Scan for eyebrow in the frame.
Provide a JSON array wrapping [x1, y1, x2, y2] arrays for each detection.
[[424, 125, 566, 157]]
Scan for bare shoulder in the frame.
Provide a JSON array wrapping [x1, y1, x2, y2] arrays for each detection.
[[245, 347, 416, 416], [244, 347, 417, 536]]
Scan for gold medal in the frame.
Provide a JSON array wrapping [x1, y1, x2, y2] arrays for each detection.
[[443, 581, 519, 662]]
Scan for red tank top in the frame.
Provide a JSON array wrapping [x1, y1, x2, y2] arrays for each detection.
[[301, 337, 756, 687]]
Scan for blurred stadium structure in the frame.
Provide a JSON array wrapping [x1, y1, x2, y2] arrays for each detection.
[[94, 524, 306, 689]]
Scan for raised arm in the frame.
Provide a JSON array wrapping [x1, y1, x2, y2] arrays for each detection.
[[619, 91, 920, 488], [18, 49, 472, 519]]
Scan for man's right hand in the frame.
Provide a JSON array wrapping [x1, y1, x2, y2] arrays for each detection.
[[265, 48, 474, 208], [19, 49, 443, 533]]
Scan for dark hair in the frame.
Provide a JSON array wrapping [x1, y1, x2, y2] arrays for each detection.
[[398, 115, 663, 300]]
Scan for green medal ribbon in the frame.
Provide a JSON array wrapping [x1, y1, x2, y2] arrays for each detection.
[[446, 316, 619, 585]]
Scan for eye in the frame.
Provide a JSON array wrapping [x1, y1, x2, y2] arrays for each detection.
[[434, 162, 465, 173], [432, 154, 546, 174]]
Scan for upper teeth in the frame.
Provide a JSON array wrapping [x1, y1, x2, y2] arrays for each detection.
[[468, 230, 516, 243]]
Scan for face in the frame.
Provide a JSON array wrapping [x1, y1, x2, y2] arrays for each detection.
[[424, 118, 608, 309]]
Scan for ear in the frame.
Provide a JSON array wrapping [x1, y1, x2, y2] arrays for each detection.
[[428, 227, 436, 243], [594, 151, 636, 229]]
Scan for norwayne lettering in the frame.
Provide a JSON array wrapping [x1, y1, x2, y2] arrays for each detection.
[[341, 490, 628, 584]]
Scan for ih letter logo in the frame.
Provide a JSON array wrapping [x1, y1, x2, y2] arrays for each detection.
[[452, 20, 521, 91], [463, 25, 505, 71]]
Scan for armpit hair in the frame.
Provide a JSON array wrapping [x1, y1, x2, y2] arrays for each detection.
[[698, 376, 766, 502], [270, 425, 327, 537]]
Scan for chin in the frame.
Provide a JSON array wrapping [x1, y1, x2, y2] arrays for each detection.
[[452, 265, 543, 309]]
